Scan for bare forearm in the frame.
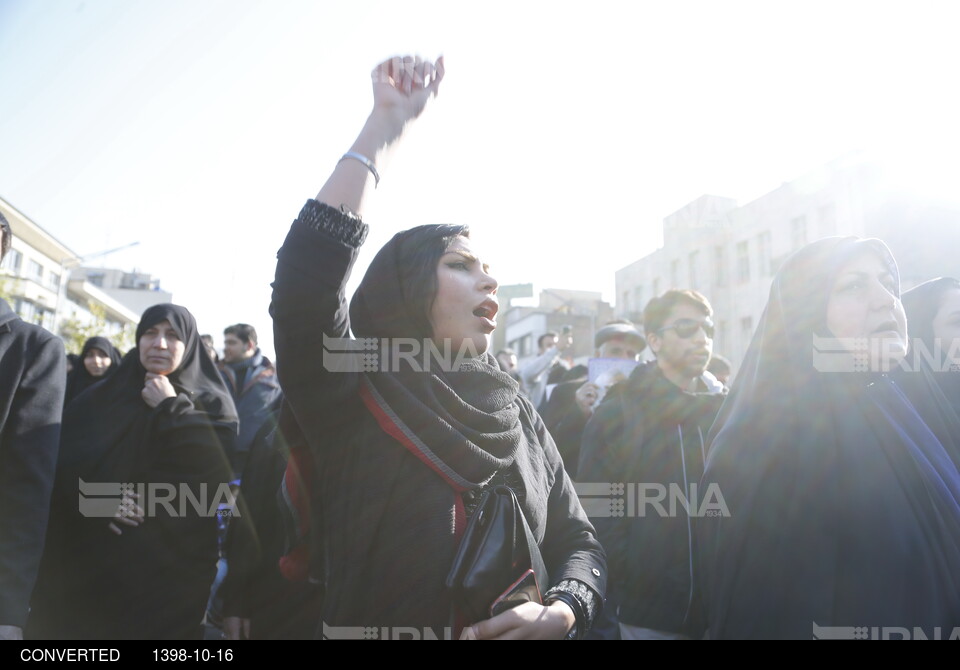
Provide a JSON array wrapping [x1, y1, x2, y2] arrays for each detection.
[[314, 55, 444, 216], [314, 110, 403, 215]]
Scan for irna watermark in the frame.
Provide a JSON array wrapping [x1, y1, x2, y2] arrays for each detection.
[[812, 335, 960, 373], [322, 334, 482, 373], [813, 622, 960, 640], [321, 622, 453, 640], [575, 482, 729, 518], [77, 479, 239, 519]]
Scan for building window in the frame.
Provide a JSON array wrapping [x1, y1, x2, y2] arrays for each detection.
[[736, 241, 750, 283], [515, 335, 533, 358], [40, 308, 54, 331], [791, 216, 807, 250], [48, 272, 61, 290], [819, 203, 837, 237], [633, 286, 644, 315], [17, 299, 38, 324], [714, 246, 726, 287], [27, 259, 43, 282], [757, 231, 772, 277], [1, 249, 22, 275], [622, 290, 630, 314], [688, 250, 700, 289], [717, 320, 728, 355], [652, 278, 661, 299], [670, 259, 681, 289]]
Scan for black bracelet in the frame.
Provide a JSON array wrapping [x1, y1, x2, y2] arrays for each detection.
[[545, 591, 586, 640]]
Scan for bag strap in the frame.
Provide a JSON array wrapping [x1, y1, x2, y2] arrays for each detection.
[[496, 485, 549, 592]]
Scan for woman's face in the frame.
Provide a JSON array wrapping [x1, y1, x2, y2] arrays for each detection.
[[932, 288, 960, 367], [139, 320, 186, 375], [826, 251, 908, 370], [83, 347, 112, 377], [428, 236, 498, 357]]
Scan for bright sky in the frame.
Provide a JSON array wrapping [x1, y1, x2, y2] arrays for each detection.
[[3, 0, 960, 359]]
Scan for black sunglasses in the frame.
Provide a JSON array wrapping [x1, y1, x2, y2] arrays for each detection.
[[657, 318, 715, 339]]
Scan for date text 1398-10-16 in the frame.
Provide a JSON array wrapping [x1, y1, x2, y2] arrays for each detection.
[[153, 649, 234, 662]]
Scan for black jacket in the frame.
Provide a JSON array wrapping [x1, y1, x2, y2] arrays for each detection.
[[0, 299, 65, 627], [219, 404, 322, 638], [271, 201, 606, 634], [218, 350, 282, 478], [578, 361, 724, 635], [542, 380, 589, 480]]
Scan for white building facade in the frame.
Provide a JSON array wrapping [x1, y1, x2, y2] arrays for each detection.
[[615, 158, 960, 369], [0, 197, 141, 345]]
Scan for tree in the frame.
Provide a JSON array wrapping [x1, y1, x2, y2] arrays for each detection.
[[0, 276, 19, 305], [60, 301, 114, 353]]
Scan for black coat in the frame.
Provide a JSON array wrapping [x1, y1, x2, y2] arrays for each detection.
[[541, 380, 589, 480], [0, 299, 65, 628], [578, 361, 725, 635], [271, 201, 606, 634], [219, 404, 323, 639], [29, 304, 236, 640]]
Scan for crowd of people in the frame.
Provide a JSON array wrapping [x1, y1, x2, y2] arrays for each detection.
[[0, 55, 957, 641]]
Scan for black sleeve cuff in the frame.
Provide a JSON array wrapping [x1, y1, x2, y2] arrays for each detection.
[[545, 578, 600, 639], [295, 199, 369, 248]]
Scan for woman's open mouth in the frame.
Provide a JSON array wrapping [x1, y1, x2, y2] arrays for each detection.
[[472, 299, 498, 330]]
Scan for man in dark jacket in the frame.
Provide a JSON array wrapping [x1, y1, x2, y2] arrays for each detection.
[[542, 321, 646, 480], [0, 213, 66, 640], [578, 289, 726, 639], [219, 324, 282, 479]]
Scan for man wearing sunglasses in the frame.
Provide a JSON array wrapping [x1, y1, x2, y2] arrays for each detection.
[[578, 289, 726, 640]]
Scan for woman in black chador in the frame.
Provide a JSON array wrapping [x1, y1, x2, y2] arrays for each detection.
[[29, 304, 236, 639], [64, 336, 123, 406], [902, 277, 960, 411], [271, 56, 605, 640], [697, 237, 960, 639]]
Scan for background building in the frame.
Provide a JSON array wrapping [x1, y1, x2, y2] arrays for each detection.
[[615, 158, 960, 370], [70, 267, 172, 317], [502, 287, 615, 366], [0, 196, 169, 351]]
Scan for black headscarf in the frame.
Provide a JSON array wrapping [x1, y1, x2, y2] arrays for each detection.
[[902, 277, 960, 407], [30, 304, 237, 640], [64, 336, 123, 406], [348, 226, 524, 490], [698, 237, 960, 639], [57, 304, 237, 479]]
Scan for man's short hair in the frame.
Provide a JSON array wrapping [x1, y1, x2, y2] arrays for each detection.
[[537, 332, 559, 350], [643, 289, 713, 336], [0, 212, 11, 263], [224, 323, 257, 346]]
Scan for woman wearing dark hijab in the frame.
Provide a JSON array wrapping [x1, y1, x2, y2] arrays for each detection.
[[64, 336, 123, 405], [29, 304, 236, 640], [902, 277, 960, 407], [271, 56, 605, 640], [697, 237, 960, 640]]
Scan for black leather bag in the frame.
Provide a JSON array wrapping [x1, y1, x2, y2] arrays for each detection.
[[445, 485, 549, 624]]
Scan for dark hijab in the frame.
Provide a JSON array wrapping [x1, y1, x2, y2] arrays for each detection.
[[57, 304, 237, 479], [64, 336, 123, 406], [698, 237, 960, 639], [30, 304, 237, 640], [348, 225, 525, 490], [902, 277, 960, 406]]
